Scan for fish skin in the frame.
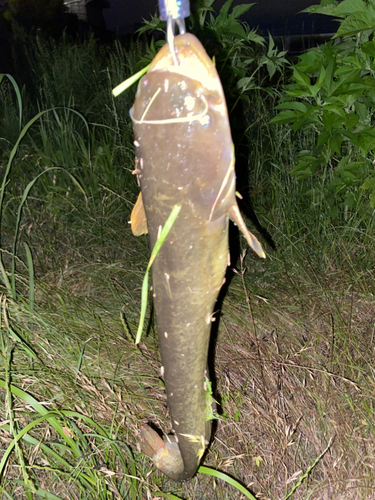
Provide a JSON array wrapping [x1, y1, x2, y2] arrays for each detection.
[[130, 33, 265, 481]]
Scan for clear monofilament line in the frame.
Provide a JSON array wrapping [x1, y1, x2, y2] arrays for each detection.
[[167, 16, 179, 66]]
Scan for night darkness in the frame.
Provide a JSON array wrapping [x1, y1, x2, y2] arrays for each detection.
[[103, 0, 337, 36]]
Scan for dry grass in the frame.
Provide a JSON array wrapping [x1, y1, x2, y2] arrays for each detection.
[[210, 252, 375, 499], [1, 221, 374, 499]]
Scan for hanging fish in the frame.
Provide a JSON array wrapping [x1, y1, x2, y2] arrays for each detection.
[[130, 33, 265, 482]]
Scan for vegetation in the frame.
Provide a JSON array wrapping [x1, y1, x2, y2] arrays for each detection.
[[271, 0, 375, 214], [0, 0, 375, 499]]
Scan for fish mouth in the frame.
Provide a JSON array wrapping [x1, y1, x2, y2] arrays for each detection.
[[147, 33, 222, 94]]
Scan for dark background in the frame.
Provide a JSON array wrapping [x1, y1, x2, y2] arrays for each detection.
[[103, 0, 337, 37]]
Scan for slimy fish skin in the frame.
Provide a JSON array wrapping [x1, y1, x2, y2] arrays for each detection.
[[130, 33, 265, 482]]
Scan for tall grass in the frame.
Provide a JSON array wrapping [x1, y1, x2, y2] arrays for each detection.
[[0, 31, 374, 500]]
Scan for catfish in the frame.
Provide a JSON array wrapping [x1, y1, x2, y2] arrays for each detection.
[[130, 33, 265, 481]]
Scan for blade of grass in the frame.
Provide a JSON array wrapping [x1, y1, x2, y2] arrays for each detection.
[[31, 489, 63, 500], [0, 74, 22, 132], [112, 65, 150, 97], [0, 412, 89, 483], [2, 341, 35, 495], [0, 489, 13, 499], [2, 290, 36, 359], [0, 379, 135, 489], [153, 493, 184, 500], [0, 380, 79, 454], [23, 242, 34, 311], [0, 255, 12, 296], [6, 325, 37, 359], [284, 436, 334, 500], [198, 466, 257, 500], [0, 422, 76, 471], [135, 204, 181, 344]]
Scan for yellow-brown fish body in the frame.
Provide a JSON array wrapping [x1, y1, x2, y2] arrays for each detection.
[[131, 33, 264, 481]]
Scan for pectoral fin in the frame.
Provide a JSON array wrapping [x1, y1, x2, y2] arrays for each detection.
[[131, 192, 148, 236], [229, 204, 266, 259]]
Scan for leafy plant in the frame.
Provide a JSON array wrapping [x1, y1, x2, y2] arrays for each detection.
[[271, 0, 375, 213]]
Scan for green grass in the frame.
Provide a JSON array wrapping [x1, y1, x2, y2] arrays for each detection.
[[0, 32, 375, 499]]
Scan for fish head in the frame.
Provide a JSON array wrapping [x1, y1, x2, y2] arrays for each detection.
[[146, 34, 225, 110], [131, 33, 235, 223]]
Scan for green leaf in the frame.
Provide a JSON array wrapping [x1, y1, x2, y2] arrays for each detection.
[[361, 39, 375, 56], [221, 19, 247, 38], [219, 0, 233, 18], [304, 0, 367, 17], [153, 493, 184, 500], [334, 11, 375, 38], [198, 0, 216, 7], [303, 2, 343, 17], [6, 326, 37, 359], [354, 126, 375, 154], [328, 133, 343, 155], [296, 50, 325, 73], [231, 3, 255, 19], [0, 383, 79, 477], [361, 176, 375, 190], [266, 60, 276, 79], [269, 109, 301, 124], [334, 0, 367, 16], [291, 155, 322, 179], [344, 112, 359, 129], [285, 88, 312, 98], [315, 65, 327, 89], [11, 167, 86, 297], [247, 29, 265, 45], [322, 109, 344, 132], [290, 108, 320, 132], [369, 190, 375, 208], [237, 77, 257, 91], [275, 101, 308, 113], [335, 83, 368, 96], [293, 68, 311, 87], [317, 129, 331, 148], [31, 488, 63, 499]]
